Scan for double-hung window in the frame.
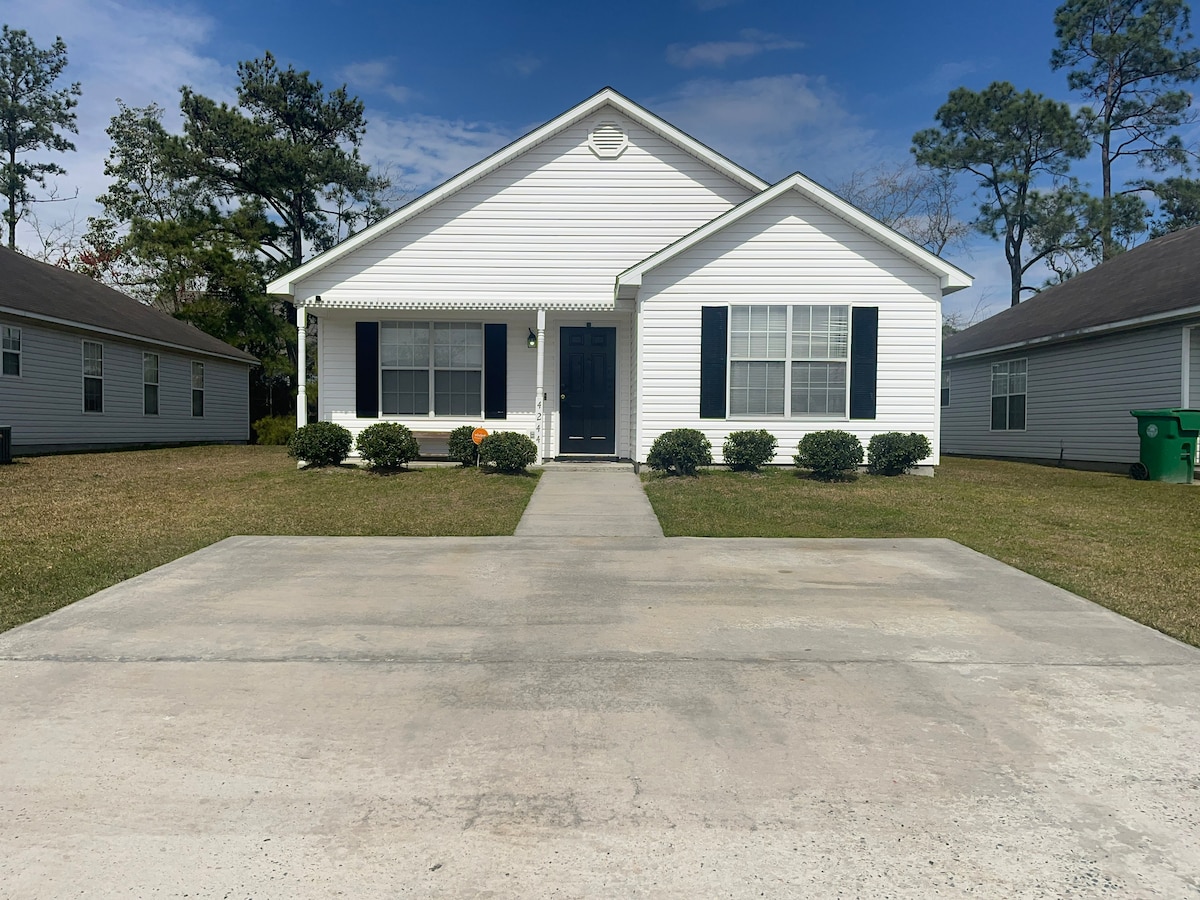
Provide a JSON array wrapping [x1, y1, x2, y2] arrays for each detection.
[[83, 341, 103, 413], [941, 370, 951, 407], [143, 353, 159, 415], [191, 361, 205, 417], [381, 321, 483, 416], [2, 326, 20, 376], [990, 359, 1026, 430], [729, 305, 849, 417]]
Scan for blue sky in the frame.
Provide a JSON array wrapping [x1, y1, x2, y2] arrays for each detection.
[[5, 0, 1192, 321]]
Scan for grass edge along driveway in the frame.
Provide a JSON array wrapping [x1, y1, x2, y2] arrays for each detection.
[[1, 445, 538, 633], [643, 456, 1200, 649]]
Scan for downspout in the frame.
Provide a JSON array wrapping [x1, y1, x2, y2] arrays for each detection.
[[296, 305, 308, 428], [535, 308, 546, 460]]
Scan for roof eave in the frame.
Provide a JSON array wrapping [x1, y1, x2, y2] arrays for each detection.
[[943, 302, 1200, 361]]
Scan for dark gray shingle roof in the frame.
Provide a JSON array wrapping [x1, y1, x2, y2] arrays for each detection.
[[0, 247, 257, 364], [943, 225, 1200, 359]]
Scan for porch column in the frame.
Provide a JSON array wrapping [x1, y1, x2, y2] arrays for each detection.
[[296, 305, 307, 428], [535, 308, 546, 459]]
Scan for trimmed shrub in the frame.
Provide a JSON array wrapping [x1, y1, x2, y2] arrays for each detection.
[[722, 429, 778, 472], [866, 432, 932, 476], [794, 430, 863, 480], [355, 422, 421, 470], [447, 424, 480, 466], [478, 431, 538, 473], [647, 428, 713, 476], [253, 415, 295, 446], [288, 421, 353, 467]]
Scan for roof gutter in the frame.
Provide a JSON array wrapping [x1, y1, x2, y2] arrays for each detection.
[[943, 302, 1200, 361], [0, 305, 259, 365]]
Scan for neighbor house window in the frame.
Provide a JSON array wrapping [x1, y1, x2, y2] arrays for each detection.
[[380, 321, 483, 416], [83, 341, 103, 412], [729, 305, 848, 417], [941, 370, 951, 407], [191, 361, 204, 417], [990, 359, 1026, 430], [2, 325, 20, 376], [143, 352, 159, 415]]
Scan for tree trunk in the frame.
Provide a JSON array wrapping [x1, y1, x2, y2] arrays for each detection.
[[1101, 129, 1114, 261], [6, 146, 16, 250]]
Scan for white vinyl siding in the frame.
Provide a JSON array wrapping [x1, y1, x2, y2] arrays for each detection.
[[637, 189, 942, 465], [942, 321, 1196, 465], [143, 352, 159, 415], [83, 341, 104, 413], [0, 319, 250, 454], [289, 109, 752, 310], [2, 325, 20, 376]]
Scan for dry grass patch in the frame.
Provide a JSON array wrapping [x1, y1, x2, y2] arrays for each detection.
[[644, 457, 1200, 647], [1, 445, 538, 632]]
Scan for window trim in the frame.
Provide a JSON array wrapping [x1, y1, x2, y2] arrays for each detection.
[[82, 340, 104, 414], [727, 304, 851, 419], [989, 358, 1027, 432], [379, 320, 485, 418], [1, 324, 20, 377], [143, 352, 159, 416], [191, 360, 205, 418]]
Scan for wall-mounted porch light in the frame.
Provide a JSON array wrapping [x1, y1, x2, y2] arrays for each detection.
[[527, 328, 538, 349]]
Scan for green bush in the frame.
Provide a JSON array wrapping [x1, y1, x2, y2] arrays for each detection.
[[447, 424, 480, 465], [647, 428, 713, 476], [722, 429, 778, 472], [478, 431, 538, 473], [287, 421, 353, 467], [355, 422, 421, 470], [794, 430, 863, 480], [866, 432, 932, 476], [253, 415, 295, 446]]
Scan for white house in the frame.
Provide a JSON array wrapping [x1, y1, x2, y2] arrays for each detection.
[[0, 247, 256, 455], [267, 88, 971, 469]]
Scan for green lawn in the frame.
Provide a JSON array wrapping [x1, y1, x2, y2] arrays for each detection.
[[0, 445, 538, 633], [643, 457, 1200, 648]]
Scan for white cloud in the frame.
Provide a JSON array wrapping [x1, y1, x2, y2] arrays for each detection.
[[653, 75, 880, 183], [667, 29, 803, 69], [3, 0, 232, 252], [335, 57, 414, 104], [503, 54, 543, 78], [359, 113, 513, 195]]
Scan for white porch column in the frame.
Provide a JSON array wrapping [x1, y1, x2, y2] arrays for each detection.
[[535, 307, 546, 459], [296, 305, 307, 428]]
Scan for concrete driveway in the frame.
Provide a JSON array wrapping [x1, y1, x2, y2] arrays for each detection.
[[1, 535, 1198, 898]]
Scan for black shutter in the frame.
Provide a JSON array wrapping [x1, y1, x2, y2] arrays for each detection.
[[355, 321, 379, 418], [699, 306, 728, 419], [849, 307, 878, 420], [483, 324, 507, 419]]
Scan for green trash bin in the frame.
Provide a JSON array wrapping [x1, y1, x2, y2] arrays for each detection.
[[1129, 409, 1200, 483]]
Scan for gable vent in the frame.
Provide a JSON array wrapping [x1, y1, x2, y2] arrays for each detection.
[[588, 122, 628, 158]]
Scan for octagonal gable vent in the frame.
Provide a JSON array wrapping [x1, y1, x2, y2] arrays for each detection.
[[588, 122, 628, 158]]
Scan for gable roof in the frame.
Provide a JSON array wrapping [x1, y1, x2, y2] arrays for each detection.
[[944, 225, 1200, 360], [0, 247, 258, 364], [615, 172, 973, 298], [266, 87, 770, 297]]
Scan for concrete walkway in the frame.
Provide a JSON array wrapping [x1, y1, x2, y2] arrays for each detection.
[[516, 462, 664, 537]]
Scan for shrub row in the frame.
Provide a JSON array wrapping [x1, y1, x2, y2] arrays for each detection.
[[646, 428, 931, 479], [287, 422, 539, 474]]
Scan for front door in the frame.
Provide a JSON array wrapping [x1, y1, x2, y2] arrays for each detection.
[[559, 326, 616, 455]]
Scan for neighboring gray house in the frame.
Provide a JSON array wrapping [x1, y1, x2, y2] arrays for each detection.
[[0, 247, 257, 455], [942, 226, 1200, 468]]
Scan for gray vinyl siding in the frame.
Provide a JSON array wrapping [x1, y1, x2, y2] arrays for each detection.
[[0, 318, 250, 453], [942, 321, 1193, 464]]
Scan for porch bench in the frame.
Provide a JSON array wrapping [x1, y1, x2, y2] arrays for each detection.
[[412, 430, 451, 458]]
